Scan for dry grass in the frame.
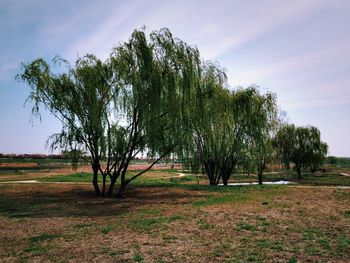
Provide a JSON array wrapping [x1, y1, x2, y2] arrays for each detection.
[[0, 183, 349, 262]]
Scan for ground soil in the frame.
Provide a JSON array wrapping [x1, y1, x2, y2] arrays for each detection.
[[0, 183, 349, 262]]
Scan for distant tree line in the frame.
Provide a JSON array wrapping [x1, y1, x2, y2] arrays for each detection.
[[0, 153, 65, 159], [17, 27, 328, 197]]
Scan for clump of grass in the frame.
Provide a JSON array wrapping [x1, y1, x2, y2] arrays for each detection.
[[193, 193, 251, 206], [41, 172, 91, 182], [288, 256, 297, 263], [236, 222, 256, 231], [24, 233, 59, 255], [302, 227, 322, 240], [270, 240, 284, 251], [305, 246, 323, 256], [131, 218, 163, 229], [133, 252, 144, 262], [336, 236, 350, 255], [197, 219, 214, 230], [255, 215, 266, 221], [130, 214, 184, 231], [101, 225, 114, 234], [317, 238, 331, 252], [256, 239, 270, 248], [170, 175, 197, 183], [139, 208, 162, 215], [74, 223, 92, 229], [28, 233, 59, 243]]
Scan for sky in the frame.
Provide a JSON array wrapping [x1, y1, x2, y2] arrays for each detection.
[[0, 0, 349, 156]]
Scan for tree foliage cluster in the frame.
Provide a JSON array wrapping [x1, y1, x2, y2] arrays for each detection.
[[17, 27, 328, 196], [273, 124, 328, 177]]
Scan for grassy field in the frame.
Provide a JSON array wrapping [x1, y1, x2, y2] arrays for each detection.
[[0, 161, 349, 262], [0, 183, 349, 262], [36, 169, 350, 187]]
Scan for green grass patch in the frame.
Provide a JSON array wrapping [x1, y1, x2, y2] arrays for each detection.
[[191, 185, 284, 206], [336, 236, 350, 255], [74, 223, 92, 229], [236, 222, 256, 232], [288, 256, 297, 263], [318, 238, 331, 251], [305, 246, 323, 256], [41, 172, 91, 182], [24, 233, 60, 255], [28, 234, 60, 243], [139, 207, 162, 215], [256, 239, 270, 248], [197, 219, 214, 230], [130, 214, 184, 231], [133, 252, 144, 263], [293, 174, 350, 186], [101, 225, 114, 234], [302, 227, 322, 241], [0, 197, 46, 218], [193, 193, 250, 206]]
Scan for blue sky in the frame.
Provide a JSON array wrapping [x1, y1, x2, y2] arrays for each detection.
[[0, 0, 349, 156]]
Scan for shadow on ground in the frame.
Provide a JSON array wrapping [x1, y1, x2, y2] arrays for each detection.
[[0, 184, 205, 219]]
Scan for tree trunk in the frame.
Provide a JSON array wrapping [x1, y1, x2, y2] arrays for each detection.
[[258, 164, 264, 185], [116, 172, 127, 198], [205, 158, 218, 185], [222, 177, 228, 186], [296, 163, 302, 178], [258, 170, 263, 185], [116, 182, 127, 198], [107, 176, 117, 196], [92, 168, 101, 196], [101, 173, 107, 196]]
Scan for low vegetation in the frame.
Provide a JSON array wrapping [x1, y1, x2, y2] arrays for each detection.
[[0, 181, 349, 262]]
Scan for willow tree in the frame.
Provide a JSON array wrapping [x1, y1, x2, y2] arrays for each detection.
[[18, 28, 200, 197], [244, 87, 277, 185], [273, 124, 328, 178], [17, 55, 113, 196], [105, 28, 200, 197], [185, 61, 258, 185], [187, 62, 234, 185]]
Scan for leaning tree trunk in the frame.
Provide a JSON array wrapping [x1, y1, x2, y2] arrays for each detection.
[[107, 174, 117, 196]]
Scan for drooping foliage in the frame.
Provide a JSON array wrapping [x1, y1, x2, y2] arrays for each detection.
[[17, 54, 113, 195], [105, 28, 201, 196], [18, 26, 329, 194], [243, 87, 277, 184], [184, 61, 278, 185], [18, 28, 201, 197], [273, 124, 328, 177]]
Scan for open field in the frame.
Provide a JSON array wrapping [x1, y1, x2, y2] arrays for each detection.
[[0, 160, 349, 262], [0, 183, 349, 262], [0, 160, 182, 182]]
